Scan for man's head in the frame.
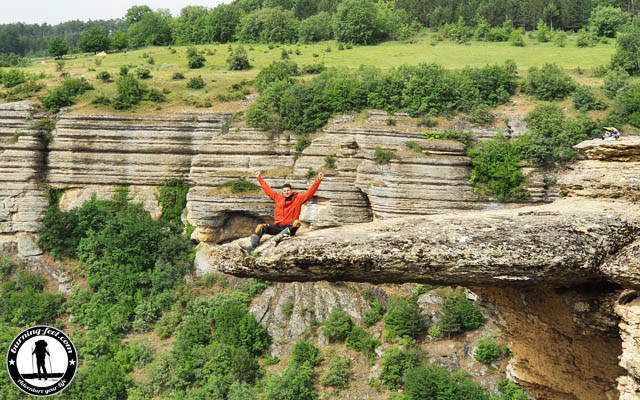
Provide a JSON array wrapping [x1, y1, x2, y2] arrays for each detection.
[[282, 183, 293, 197]]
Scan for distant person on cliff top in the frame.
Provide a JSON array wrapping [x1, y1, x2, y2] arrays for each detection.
[[602, 126, 620, 141], [239, 171, 324, 255]]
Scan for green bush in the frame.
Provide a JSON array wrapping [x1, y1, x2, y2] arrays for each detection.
[[237, 7, 299, 43], [474, 336, 502, 364], [255, 60, 299, 93], [220, 178, 261, 193], [2, 69, 26, 87], [213, 301, 270, 355], [155, 179, 191, 232], [437, 288, 485, 337], [264, 364, 318, 400], [469, 134, 526, 202], [380, 347, 420, 390], [301, 63, 326, 75], [291, 339, 323, 366], [535, 19, 550, 42], [553, 31, 568, 47], [404, 366, 490, 400], [363, 299, 384, 327], [228, 381, 257, 400], [572, 85, 605, 111], [522, 63, 576, 100], [227, 46, 251, 70], [509, 30, 525, 47], [172, 71, 185, 80], [497, 379, 530, 400], [187, 75, 205, 89], [66, 357, 130, 400], [324, 154, 337, 169], [298, 12, 333, 43], [603, 68, 630, 98], [469, 103, 494, 125], [0, 281, 65, 326], [384, 297, 426, 339], [589, 5, 630, 38], [323, 307, 352, 342], [112, 74, 147, 110], [136, 68, 152, 79], [0, 256, 12, 278], [375, 146, 395, 165], [322, 357, 351, 388], [346, 326, 379, 360], [97, 71, 111, 82], [487, 27, 509, 42], [187, 47, 206, 68], [42, 77, 94, 112], [333, 0, 382, 45], [576, 28, 593, 47]]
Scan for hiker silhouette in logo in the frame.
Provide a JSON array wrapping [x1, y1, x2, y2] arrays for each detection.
[[32, 340, 50, 380]]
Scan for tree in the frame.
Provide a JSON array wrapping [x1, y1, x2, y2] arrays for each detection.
[[110, 30, 128, 51], [127, 10, 173, 47], [611, 21, 640, 74], [333, 0, 381, 44], [589, 6, 630, 38], [48, 37, 69, 59], [125, 5, 152, 25], [207, 4, 244, 43], [78, 27, 110, 54]]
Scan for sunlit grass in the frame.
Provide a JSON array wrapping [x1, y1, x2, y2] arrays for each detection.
[[3, 31, 619, 115]]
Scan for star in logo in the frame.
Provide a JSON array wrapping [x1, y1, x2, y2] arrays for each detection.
[[8, 359, 15, 366], [69, 359, 75, 366]]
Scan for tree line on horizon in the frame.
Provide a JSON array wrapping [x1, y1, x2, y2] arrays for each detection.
[[0, 0, 638, 58]]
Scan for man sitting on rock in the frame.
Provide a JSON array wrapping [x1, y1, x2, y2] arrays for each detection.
[[239, 170, 324, 255]]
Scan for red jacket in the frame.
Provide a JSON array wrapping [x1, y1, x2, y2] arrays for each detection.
[[258, 176, 322, 225]]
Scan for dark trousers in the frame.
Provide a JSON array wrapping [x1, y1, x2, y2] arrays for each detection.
[[255, 222, 299, 239]]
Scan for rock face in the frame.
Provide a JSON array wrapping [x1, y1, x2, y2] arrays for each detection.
[[0, 103, 551, 244], [616, 294, 640, 400]]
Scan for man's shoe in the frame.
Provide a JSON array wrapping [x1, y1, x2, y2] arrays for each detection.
[[238, 243, 255, 256], [271, 228, 291, 247]]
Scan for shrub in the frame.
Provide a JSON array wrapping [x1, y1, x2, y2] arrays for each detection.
[[2, 69, 26, 88], [522, 63, 576, 100], [213, 302, 270, 355], [363, 299, 384, 327], [380, 347, 420, 390], [301, 63, 326, 74], [227, 46, 251, 70], [237, 7, 299, 43], [255, 60, 299, 93], [112, 75, 147, 110], [346, 326, 379, 360], [572, 85, 605, 111], [487, 27, 509, 42], [187, 47, 206, 69], [228, 381, 257, 400], [603, 68, 630, 98], [576, 28, 593, 47], [324, 154, 337, 169], [264, 364, 318, 400], [136, 68, 152, 79], [590, 5, 630, 38], [97, 71, 111, 82], [322, 357, 351, 388], [469, 103, 494, 125], [215, 177, 259, 195], [187, 75, 205, 89], [42, 77, 94, 112], [404, 365, 490, 400], [375, 146, 395, 165], [468, 134, 526, 202], [323, 307, 352, 342], [509, 30, 525, 47], [172, 71, 185, 80], [553, 31, 568, 47], [497, 379, 530, 400], [437, 288, 485, 337], [384, 297, 426, 339], [535, 19, 550, 42], [474, 336, 502, 364], [298, 12, 333, 43], [291, 340, 323, 366]]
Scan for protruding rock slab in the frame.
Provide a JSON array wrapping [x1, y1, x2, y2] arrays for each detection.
[[213, 200, 640, 288], [574, 137, 640, 161]]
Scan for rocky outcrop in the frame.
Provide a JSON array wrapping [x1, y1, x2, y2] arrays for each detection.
[[616, 293, 640, 400], [213, 199, 640, 288]]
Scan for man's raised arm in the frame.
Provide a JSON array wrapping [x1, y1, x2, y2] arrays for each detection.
[[299, 172, 324, 203], [256, 171, 278, 200]]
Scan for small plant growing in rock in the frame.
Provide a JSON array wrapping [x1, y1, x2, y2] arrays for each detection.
[[405, 141, 421, 153], [374, 146, 395, 165], [282, 302, 294, 317], [305, 167, 317, 180], [324, 154, 337, 169], [386, 118, 396, 126], [474, 336, 504, 364]]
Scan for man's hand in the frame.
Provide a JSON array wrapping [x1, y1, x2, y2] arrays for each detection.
[[255, 171, 262, 178], [318, 172, 324, 180]]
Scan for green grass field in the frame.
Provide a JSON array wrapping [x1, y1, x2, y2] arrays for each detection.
[[2, 32, 619, 115]]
